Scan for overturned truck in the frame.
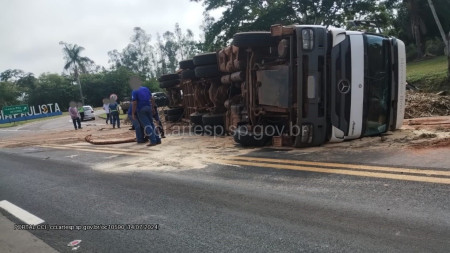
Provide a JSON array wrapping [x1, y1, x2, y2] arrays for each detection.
[[159, 24, 407, 147]]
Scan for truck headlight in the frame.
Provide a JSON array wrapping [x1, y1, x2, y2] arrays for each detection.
[[278, 39, 289, 58], [301, 124, 313, 143], [302, 29, 314, 50]]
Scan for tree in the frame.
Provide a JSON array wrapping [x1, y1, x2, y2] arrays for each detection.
[[0, 69, 37, 105], [108, 27, 154, 79], [174, 23, 200, 60], [60, 42, 94, 104], [27, 74, 78, 111], [81, 67, 136, 106], [157, 31, 179, 74], [403, 0, 428, 58], [0, 81, 21, 108], [0, 69, 25, 82], [390, 0, 450, 60], [193, 0, 395, 50], [109, 25, 200, 79]]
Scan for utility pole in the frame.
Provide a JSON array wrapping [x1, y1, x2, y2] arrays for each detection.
[[75, 66, 85, 104], [448, 32, 450, 78], [427, 0, 449, 78]]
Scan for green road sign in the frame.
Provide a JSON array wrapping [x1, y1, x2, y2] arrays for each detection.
[[2, 104, 29, 116]]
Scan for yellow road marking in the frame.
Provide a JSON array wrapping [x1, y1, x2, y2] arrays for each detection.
[[222, 156, 450, 177], [40, 144, 143, 156], [58, 144, 149, 154], [219, 160, 450, 185]]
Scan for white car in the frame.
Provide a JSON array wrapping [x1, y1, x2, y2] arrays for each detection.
[[82, 105, 95, 121]]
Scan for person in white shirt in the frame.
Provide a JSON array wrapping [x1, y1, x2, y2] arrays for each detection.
[[103, 98, 110, 124]]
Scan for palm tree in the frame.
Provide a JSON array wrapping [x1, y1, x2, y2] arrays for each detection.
[[59, 42, 93, 104]]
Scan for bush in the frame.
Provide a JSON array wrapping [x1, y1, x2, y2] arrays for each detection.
[[406, 43, 418, 62], [425, 38, 445, 56]]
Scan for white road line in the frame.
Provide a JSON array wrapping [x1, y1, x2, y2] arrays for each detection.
[[0, 200, 45, 225], [0, 129, 32, 132]]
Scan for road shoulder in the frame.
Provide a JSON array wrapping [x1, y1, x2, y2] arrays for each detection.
[[0, 213, 58, 253]]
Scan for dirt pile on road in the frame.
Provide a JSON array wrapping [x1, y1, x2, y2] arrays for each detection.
[[405, 91, 450, 119], [0, 124, 135, 148]]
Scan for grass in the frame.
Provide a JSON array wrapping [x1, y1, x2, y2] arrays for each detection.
[[407, 56, 449, 91], [0, 112, 68, 128]]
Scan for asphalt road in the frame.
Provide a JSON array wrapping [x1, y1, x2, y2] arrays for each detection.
[[0, 146, 449, 252], [0, 110, 105, 139]]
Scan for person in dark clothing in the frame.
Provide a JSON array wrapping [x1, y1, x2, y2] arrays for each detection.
[[127, 103, 145, 143], [109, 98, 120, 129], [152, 101, 165, 138]]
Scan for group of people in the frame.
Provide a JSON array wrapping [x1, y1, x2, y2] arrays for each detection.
[[101, 76, 164, 146], [68, 102, 85, 130], [69, 77, 163, 146]]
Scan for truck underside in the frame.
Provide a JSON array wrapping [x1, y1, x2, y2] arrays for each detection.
[[159, 24, 407, 148]]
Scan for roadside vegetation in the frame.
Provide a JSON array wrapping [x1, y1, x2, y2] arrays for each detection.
[[407, 56, 449, 91], [1, 0, 449, 116]]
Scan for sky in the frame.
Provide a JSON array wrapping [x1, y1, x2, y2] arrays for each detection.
[[0, 0, 217, 76]]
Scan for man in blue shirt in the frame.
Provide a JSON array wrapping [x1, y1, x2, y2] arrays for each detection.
[[130, 76, 161, 146], [127, 102, 145, 143]]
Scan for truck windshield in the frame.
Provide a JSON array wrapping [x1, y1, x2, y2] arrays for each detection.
[[363, 35, 390, 136]]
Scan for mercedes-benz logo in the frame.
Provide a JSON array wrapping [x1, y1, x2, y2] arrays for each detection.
[[338, 80, 351, 94]]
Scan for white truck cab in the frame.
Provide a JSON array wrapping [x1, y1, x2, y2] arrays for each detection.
[[230, 24, 407, 147], [327, 28, 407, 142]]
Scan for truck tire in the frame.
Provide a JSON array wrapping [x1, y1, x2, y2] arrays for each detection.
[[158, 73, 179, 82], [193, 52, 217, 66], [195, 64, 220, 78], [202, 113, 225, 136], [233, 125, 271, 147], [190, 112, 204, 134], [122, 109, 127, 114], [167, 114, 183, 122], [164, 107, 184, 116], [181, 69, 196, 80], [190, 112, 204, 126], [160, 79, 180, 89], [179, 59, 195, 70], [232, 32, 277, 48]]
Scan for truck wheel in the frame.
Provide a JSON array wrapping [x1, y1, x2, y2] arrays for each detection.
[[181, 69, 196, 80], [158, 73, 179, 82], [195, 64, 220, 78], [179, 59, 195, 70], [202, 113, 225, 136], [233, 125, 271, 147], [190, 112, 204, 134], [164, 107, 184, 116], [193, 52, 217, 66], [232, 32, 277, 48], [123, 109, 127, 114], [167, 114, 183, 122], [190, 112, 204, 126], [160, 79, 180, 89]]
